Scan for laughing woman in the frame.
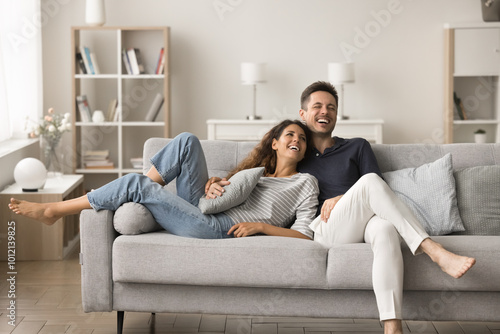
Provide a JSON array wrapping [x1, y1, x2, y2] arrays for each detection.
[[9, 120, 319, 240]]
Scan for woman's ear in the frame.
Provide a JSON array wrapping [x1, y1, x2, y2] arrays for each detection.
[[271, 138, 278, 151]]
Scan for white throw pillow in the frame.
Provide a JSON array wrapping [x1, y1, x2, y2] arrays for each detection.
[[382, 153, 465, 236], [198, 167, 265, 214]]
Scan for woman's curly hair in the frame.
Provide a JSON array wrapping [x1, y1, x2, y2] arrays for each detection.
[[226, 119, 312, 178]]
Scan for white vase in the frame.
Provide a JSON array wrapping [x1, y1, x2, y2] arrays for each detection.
[[474, 133, 487, 144], [85, 0, 106, 26]]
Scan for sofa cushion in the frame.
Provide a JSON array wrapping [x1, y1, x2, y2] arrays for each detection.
[[327, 236, 500, 292], [382, 154, 465, 236], [454, 166, 500, 235], [198, 167, 264, 214], [113, 203, 163, 235], [112, 233, 328, 289]]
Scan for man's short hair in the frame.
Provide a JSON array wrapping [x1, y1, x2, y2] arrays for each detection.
[[300, 81, 338, 110]]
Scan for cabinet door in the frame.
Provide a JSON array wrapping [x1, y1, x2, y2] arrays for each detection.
[[454, 28, 500, 76]]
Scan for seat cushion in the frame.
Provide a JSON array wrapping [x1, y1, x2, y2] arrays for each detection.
[[327, 236, 500, 292], [113, 232, 329, 289]]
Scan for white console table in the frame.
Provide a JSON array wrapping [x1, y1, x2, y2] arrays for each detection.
[[207, 119, 384, 144]]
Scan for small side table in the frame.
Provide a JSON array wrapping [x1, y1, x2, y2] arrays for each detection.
[[0, 174, 84, 261]]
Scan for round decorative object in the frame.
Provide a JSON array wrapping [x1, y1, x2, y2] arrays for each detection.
[[92, 110, 105, 123], [85, 0, 106, 27], [14, 158, 47, 192]]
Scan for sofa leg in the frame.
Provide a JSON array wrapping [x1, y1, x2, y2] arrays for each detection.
[[117, 311, 124, 334]]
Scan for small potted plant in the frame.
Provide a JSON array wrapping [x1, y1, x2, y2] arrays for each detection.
[[474, 129, 487, 144]]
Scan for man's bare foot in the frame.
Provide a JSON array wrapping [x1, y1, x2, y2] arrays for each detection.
[[383, 319, 403, 334], [8, 198, 60, 225], [421, 239, 476, 278]]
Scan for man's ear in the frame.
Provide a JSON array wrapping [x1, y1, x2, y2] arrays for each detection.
[[299, 108, 306, 121]]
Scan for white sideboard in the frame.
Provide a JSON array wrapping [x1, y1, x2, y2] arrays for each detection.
[[207, 119, 384, 144]]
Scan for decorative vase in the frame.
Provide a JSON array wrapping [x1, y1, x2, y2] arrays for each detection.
[[85, 0, 106, 26], [474, 133, 487, 144], [41, 136, 64, 177]]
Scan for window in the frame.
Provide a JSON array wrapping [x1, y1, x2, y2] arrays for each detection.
[[0, 0, 42, 143]]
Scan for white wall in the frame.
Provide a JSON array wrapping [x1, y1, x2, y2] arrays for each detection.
[[41, 0, 483, 146]]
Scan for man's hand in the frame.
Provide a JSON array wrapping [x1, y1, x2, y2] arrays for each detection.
[[320, 195, 343, 222], [228, 222, 263, 238], [204, 177, 230, 199]]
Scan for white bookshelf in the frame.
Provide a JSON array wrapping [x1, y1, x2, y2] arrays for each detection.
[[71, 26, 170, 190], [444, 23, 500, 143]]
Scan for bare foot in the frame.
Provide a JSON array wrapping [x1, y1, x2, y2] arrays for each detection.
[[8, 198, 60, 225], [423, 240, 476, 278], [384, 319, 403, 334]]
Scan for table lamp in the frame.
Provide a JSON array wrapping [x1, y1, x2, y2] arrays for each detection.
[[14, 158, 47, 192], [241, 62, 266, 120], [328, 62, 355, 120]]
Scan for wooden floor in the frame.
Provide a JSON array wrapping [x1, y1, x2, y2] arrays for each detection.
[[1, 248, 499, 334]]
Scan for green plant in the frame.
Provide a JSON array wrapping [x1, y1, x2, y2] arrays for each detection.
[[474, 129, 486, 134]]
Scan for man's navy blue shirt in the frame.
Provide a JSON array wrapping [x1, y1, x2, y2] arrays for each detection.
[[297, 136, 382, 213]]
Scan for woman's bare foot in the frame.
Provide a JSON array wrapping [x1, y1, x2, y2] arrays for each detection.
[[420, 239, 476, 278], [8, 198, 61, 225]]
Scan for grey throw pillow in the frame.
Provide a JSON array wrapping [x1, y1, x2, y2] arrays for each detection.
[[454, 165, 500, 235], [113, 202, 163, 235], [382, 153, 465, 236], [198, 167, 265, 214]]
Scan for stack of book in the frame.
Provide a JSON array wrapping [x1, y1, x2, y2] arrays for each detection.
[[76, 46, 100, 75], [83, 150, 114, 169]]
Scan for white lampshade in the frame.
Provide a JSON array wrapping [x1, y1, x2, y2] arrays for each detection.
[[241, 63, 267, 85], [14, 158, 47, 192], [328, 62, 355, 84]]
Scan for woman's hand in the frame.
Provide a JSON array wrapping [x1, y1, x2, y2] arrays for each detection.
[[320, 195, 343, 222], [204, 177, 231, 199], [228, 222, 263, 238]]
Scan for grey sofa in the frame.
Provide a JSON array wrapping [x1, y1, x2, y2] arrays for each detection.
[[79, 138, 500, 333]]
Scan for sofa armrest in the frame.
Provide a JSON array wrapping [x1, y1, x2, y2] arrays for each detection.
[[79, 209, 118, 312]]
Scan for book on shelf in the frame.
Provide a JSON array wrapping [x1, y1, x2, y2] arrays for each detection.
[[155, 48, 165, 74], [79, 46, 96, 74], [145, 93, 164, 122], [107, 99, 118, 121], [84, 160, 115, 169], [76, 53, 87, 74], [122, 49, 132, 74], [126, 48, 146, 75], [90, 52, 100, 74], [453, 92, 467, 120], [76, 95, 92, 122]]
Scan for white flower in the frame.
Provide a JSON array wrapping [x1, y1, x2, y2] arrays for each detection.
[[48, 125, 56, 132], [64, 113, 70, 120], [65, 123, 72, 131]]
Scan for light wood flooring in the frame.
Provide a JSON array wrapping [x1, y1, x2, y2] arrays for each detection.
[[1, 248, 499, 334]]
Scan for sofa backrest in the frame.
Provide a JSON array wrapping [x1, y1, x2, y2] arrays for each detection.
[[144, 137, 500, 176]]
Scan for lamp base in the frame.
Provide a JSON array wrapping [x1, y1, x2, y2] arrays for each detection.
[[246, 115, 262, 120], [22, 188, 39, 192]]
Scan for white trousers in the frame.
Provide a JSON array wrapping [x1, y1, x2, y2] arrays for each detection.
[[310, 173, 430, 321]]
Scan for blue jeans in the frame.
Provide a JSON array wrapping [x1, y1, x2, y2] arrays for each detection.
[[86, 132, 235, 239]]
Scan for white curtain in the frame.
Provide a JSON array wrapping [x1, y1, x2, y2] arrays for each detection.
[[0, 0, 43, 142]]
